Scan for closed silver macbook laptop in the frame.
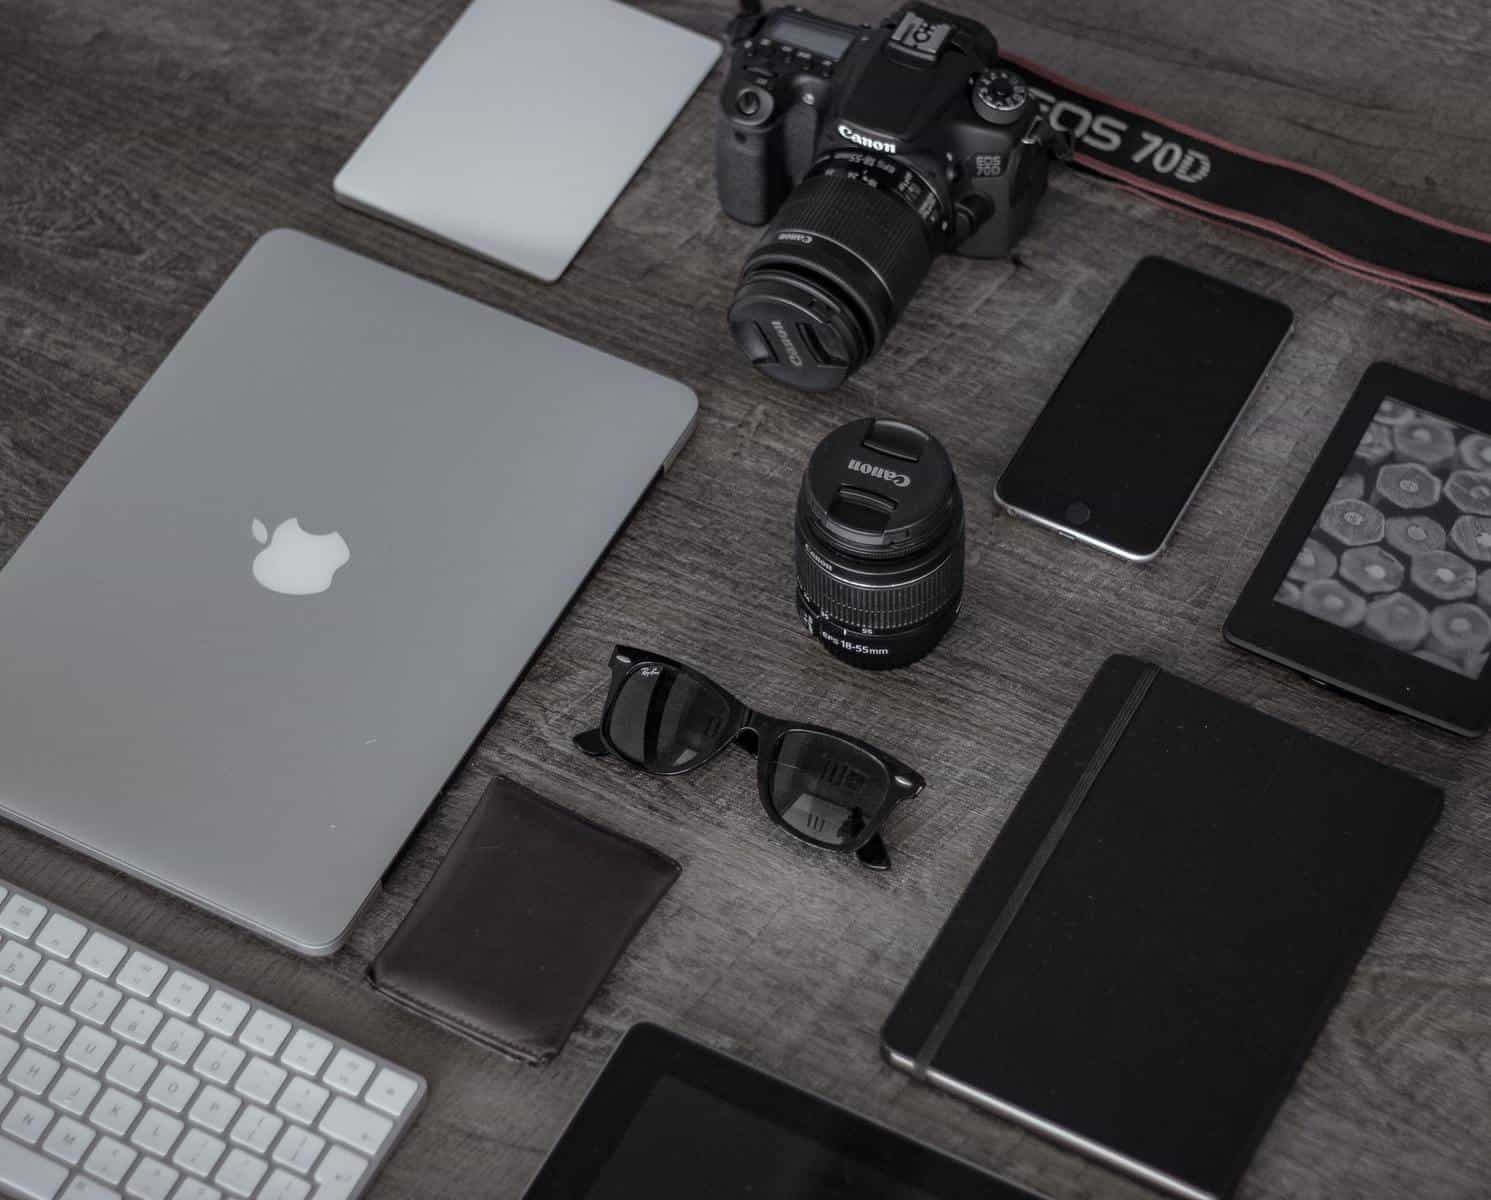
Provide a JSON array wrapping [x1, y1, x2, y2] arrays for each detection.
[[333, 0, 720, 282], [0, 230, 697, 955]]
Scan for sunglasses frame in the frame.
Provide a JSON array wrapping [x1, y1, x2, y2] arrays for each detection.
[[575, 646, 926, 870]]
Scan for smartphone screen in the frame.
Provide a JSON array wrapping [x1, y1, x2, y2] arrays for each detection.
[[996, 257, 1292, 560]]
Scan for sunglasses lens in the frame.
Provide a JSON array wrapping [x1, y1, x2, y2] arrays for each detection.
[[606, 663, 734, 772], [766, 731, 890, 847]]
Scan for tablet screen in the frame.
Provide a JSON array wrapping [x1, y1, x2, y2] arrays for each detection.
[[523, 1025, 1028, 1199], [585, 1075, 941, 1199], [1275, 397, 1491, 678]]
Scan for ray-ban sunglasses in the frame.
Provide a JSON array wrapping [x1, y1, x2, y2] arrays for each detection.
[[574, 646, 925, 870]]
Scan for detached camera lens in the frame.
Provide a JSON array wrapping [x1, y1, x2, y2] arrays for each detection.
[[795, 418, 964, 669]]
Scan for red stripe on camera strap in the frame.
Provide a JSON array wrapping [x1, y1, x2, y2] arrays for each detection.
[[1004, 53, 1491, 330]]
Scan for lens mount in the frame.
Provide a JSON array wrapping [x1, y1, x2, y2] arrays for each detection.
[[728, 151, 944, 391]]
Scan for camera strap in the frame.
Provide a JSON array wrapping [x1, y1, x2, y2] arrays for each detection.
[[1004, 54, 1491, 328]]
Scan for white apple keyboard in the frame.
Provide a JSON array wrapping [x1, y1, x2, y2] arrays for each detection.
[[0, 878, 425, 1200]]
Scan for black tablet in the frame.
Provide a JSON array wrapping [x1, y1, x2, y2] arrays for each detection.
[[1227, 362, 1491, 735], [522, 1024, 1043, 1199]]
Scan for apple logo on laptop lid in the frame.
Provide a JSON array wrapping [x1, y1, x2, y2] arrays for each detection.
[[251, 517, 350, 596]]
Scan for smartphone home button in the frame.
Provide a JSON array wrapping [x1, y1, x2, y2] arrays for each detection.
[[1065, 501, 1092, 526]]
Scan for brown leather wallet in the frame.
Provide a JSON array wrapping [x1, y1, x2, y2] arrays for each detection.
[[369, 777, 679, 1065]]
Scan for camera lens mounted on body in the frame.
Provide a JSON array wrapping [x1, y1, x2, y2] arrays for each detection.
[[728, 148, 945, 393], [795, 418, 965, 669]]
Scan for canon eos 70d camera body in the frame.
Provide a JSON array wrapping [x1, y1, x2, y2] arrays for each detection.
[[717, 4, 1066, 391]]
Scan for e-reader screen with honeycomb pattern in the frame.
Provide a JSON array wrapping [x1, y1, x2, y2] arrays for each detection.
[[1276, 397, 1491, 679]]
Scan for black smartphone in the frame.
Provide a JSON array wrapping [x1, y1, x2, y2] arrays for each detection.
[[995, 257, 1293, 561]]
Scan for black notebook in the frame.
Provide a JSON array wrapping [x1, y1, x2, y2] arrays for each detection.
[[882, 656, 1442, 1200]]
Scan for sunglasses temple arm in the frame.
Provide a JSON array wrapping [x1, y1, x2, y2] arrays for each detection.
[[573, 729, 611, 758], [855, 832, 891, 871]]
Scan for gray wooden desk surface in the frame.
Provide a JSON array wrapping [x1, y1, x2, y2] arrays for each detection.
[[4, 1, 1490, 1196]]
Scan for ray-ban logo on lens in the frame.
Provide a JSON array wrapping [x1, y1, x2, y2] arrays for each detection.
[[848, 458, 911, 487]]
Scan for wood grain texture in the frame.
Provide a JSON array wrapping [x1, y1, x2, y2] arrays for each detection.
[[3, 1, 1491, 1196]]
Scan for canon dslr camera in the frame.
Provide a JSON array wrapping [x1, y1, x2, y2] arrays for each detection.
[[718, 4, 1065, 391]]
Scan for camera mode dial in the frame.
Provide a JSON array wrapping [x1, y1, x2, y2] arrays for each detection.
[[971, 69, 1030, 125]]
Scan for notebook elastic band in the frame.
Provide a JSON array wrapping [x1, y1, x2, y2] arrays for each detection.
[[913, 663, 1158, 1075]]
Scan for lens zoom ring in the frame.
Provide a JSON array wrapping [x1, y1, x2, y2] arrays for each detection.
[[796, 537, 964, 632], [767, 174, 934, 323]]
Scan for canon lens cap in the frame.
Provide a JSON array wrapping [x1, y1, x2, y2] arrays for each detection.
[[800, 418, 960, 559]]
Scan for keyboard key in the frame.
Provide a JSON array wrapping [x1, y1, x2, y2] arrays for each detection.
[[313, 1145, 368, 1194], [155, 972, 208, 1019], [278, 1030, 332, 1077], [271, 1124, 324, 1173], [228, 1104, 282, 1154], [83, 1134, 136, 1184], [0, 987, 36, 1033], [130, 1108, 183, 1158], [29, 962, 81, 1008], [48, 1067, 100, 1116], [42, 1114, 94, 1164], [0, 942, 42, 987], [0, 896, 48, 941], [0, 1033, 20, 1073], [274, 1077, 328, 1126], [187, 1086, 240, 1135], [213, 1147, 266, 1197], [172, 1128, 226, 1178], [194, 1038, 244, 1086], [115, 955, 166, 1000], [2, 1095, 55, 1144], [75, 935, 127, 981], [34, 914, 87, 961], [174, 1180, 223, 1200], [364, 1067, 418, 1118], [145, 1064, 197, 1114], [150, 1018, 203, 1067], [62, 1179, 121, 1200], [123, 1156, 178, 1200], [233, 1055, 286, 1105], [198, 993, 249, 1039], [321, 1049, 374, 1098], [259, 1168, 311, 1200], [69, 980, 122, 1027], [104, 1046, 157, 1094], [0, 1132, 69, 1199], [24, 1006, 76, 1054], [90, 1089, 142, 1137], [63, 1027, 118, 1074], [317, 1097, 391, 1156], [10, 1047, 59, 1095], [110, 1000, 162, 1047], [237, 1010, 290, 1058]]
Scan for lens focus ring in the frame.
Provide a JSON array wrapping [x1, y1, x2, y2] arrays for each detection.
[[795, 521, 964, 633], [755, 172, 935, 339]]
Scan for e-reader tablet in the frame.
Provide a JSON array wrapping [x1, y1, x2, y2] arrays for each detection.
[[1227, 362, 1491, 735], [883, 656, 1441, 1200], [523, 1024, 1046, 1199]]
